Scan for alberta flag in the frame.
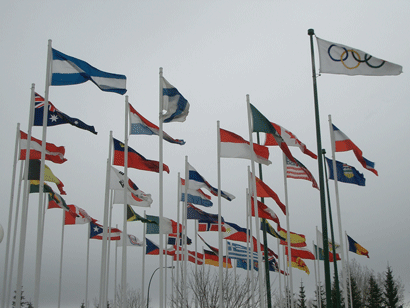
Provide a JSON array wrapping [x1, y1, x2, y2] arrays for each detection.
[[51, 48, 126, 94], [161, 76, 190, 123], [325, 157, 365, 186], [129, 103, 185, 145]]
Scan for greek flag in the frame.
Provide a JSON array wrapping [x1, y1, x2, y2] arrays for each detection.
[[226, 241, 258, 261], [161, 76, 190, 123], [51, 48, 127, 95]]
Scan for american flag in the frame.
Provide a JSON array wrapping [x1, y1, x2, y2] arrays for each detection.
[[286, 157, 319, 189]]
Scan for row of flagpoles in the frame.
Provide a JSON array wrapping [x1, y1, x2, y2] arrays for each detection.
[[1, 29, 401, 308]]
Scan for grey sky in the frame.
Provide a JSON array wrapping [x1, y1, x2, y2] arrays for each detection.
[[1, 1, 410, 307]]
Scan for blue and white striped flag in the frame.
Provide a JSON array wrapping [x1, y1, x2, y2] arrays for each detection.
[[51, 48, 127, 95], [226, 241, 258, 261], [161, 76, 189, 123]]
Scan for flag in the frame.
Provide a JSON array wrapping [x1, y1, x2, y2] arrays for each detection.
[[254, 175, 286, 215], [129, 103, 185, 145], [112, 138, 170, 173], [188, 163, 235, 201], [19, 130, 67, 164], [27, 160, 66, 195], [110, 166, 153, 205], [29, 180, 55, 194], [187, 203, 223, 223], [236, 259, 278, 272], [33, 93, 97, 134], [161, 76, 190, 123], [325, 157, 366, 186], [316, 37, 402, 76], [219, 128, 271, 165], [347, 235, 369, 258], [51, 48, 127, 94], [226, 241, 259, 261], [289, 256, 310, 275], [127, 205, 157, 223], [249, 103, 297, 164], [117, 234, 143, 247], [89, 221, 121, 240], [278, 226, 307, 248], [316, 229, 341, 253], [286, 156, 319, 189], [113, 190, 152, 207], [197, 234, 219, 255], [146, 238, 160, 255], [285, 246, 315, 260], [64, 204, 93, 225], [180, 178, 213, 207], [173, 250, 204, 265], [203, 250, 232, 268], [250, 198, 281, 226], [198, 220, 224, 232], [332, 124, 377, 175], [313, 244, 341, 262], [261, 221, 286, 241], [145, 215, 182, 234], [168, 233, 192, 246], [223, 221, 250, 242], [264, 122, 317, 159], [47, 190, 69, 211]]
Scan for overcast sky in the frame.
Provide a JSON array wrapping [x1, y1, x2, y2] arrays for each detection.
[[1, 1, 410, 307]]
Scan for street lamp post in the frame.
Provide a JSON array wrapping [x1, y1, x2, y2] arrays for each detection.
[[147, 266, 175, 308]]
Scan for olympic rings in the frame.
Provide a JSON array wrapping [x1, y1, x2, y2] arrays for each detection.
[[327, 44, 385, 69]]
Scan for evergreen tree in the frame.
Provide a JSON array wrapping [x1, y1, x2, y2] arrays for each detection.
[[383, 265, 400, 308], [331, 274, 344, 308], [297, 280, 307, 308], [312, 283, 326, 308], [367, 275, 383, 308], [348, 275, 362, 308]]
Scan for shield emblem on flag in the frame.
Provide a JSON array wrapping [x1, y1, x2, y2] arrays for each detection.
[[343, 164, 354, 179]]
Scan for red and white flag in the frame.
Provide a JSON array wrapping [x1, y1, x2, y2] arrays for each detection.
[[250, 198, 281, 226], [220, 128, 271, 165], [19, 131, 67, 164], [264, 123, 317, 159], [64, 204, 93, 225], [286, 157, 319, 190]]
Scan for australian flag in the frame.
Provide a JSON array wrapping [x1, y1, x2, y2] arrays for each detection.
[[33, 93, 97, 134]]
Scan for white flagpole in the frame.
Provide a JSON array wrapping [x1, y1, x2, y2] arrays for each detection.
[[316, 226, 322, 308], [141, 211, 147, 306], [99, 131, 114, 306], [85, 223, 90, 308], [158, 67, 165, 308], [183, 156, 189, 304], [328, 114, 348, 306], [282, 152, 294, 308], [5, 159, 25, 308], [313, 241, 319, 308], [165, 234, 169, 308], [105, 192, 115, 305], [175, 173, 181, 305], [121, 96, 129, 308], [57, 212, 65, 308], [277, 241, 282, 308], [246, 173, 255, 308], [15, 84, 36, 308], [33, 39, 53, 308], [1, 123, 21, 308], [246, 95, 265, 308], [216, 121, 224, 308], [195, 220, 198, 308], [345, 231, 353, 308], [114, 228, 118, 308]]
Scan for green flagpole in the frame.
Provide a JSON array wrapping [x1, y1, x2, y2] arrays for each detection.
[[256, 132, 272, 308], [308, 28, 333, 308], [322, 149, 341, 307]]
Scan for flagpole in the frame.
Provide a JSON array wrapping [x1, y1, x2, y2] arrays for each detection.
[[246, 95, 265, 308], [142, 211, 147, 306], [216, 121, 224, 308], [322, 149, 341, 307], [246, 170, 255, 308], [15, 84, 36, 308], [313, 241, 319, 308], [86, 223, 90, 308], [175, 173, 181, 305], [245, 188, 251, 306], [183, 156, 189, 304], [328, 115, 348, 306], [99, 131, 113, 306], [307, 29, 332, 308], [114, 228, 118, 308], [5, 159, 25, 308], [121, 96, 129, 308], [57, 212, 65, 308], [282, 152, 294, 308], [315, 226, 322, 308], [106, 192, 115, 305], [345, 231, 353, 308], [1, 123, 21, 308], [277, 241, 282, 307], [256, 132, 273, 308], [158, 67, 165, 308]]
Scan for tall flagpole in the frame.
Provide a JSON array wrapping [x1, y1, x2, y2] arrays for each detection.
[[158, 67, 165, 308], [105, 192, 115, 305], [183, 156, 189, 305], [315, 226, 322, 308], [328, 115, 348, 306], [282, 152, 294, 308], [308, 29, 332, 308], [33, 39, 53, 308], [1, 123, 21, 308], [141, 211, 147, 306], [175, 173, 181, 305], [246, 178, 255, 308], [57, 212, 65, 308], [246, 95, 265, 308], [121, 96, 129, 308], [15, 84, 36, 308], [216, 121, 224, 308], [86, 223, 90, 308]]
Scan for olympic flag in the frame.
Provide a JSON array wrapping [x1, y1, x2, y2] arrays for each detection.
[[316, 37, 402, 76]]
